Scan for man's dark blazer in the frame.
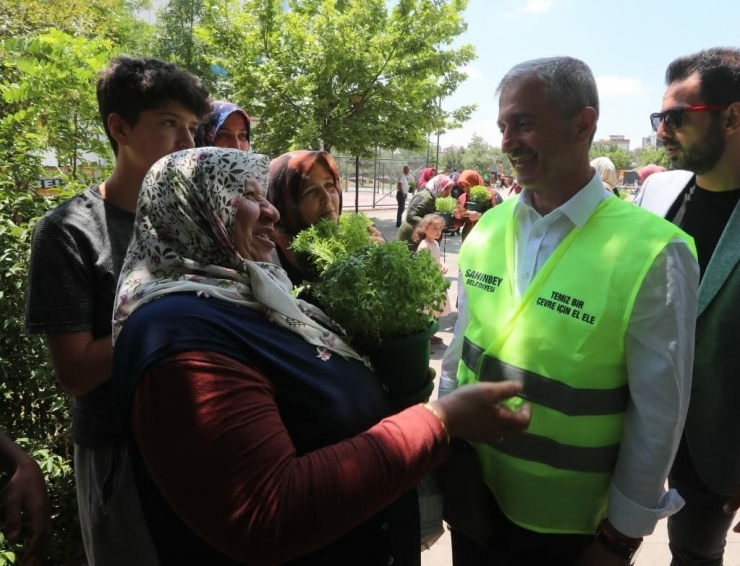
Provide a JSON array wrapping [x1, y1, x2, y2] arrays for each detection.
[[635, 170, 740, 495]]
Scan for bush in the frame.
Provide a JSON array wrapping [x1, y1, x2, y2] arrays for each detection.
[[0, 186, 85, 564]]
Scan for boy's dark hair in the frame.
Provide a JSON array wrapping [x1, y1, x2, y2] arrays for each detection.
[[96, 56, 212, 155]]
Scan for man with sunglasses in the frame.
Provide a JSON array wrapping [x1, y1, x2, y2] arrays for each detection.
[[635, 47, 740, 566]]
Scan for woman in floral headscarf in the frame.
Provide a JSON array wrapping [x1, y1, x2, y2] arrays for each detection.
[[267, 150, 383, 285], [397, 174, 454, 250], [194, 100, 251, 151], [110, 147, 530, 565]]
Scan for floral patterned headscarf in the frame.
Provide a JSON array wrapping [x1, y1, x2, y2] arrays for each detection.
[[112, 148, 365, 364], [425, 174, 454, 197], [267, 150, 342, 236], [194, 100, 251, 148]]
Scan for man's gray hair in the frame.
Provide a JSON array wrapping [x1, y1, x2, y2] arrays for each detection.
[[496, 56, 600, 121]]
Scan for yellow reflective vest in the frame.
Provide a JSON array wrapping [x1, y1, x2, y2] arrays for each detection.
[[457, 195, 695, 534]]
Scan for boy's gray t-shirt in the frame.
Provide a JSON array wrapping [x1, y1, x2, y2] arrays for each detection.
[[25, 185, 135, 447]]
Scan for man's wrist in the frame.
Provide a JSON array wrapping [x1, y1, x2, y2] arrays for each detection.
[[595, 518, 642, 563]]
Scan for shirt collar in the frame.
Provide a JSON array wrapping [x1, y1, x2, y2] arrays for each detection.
[[513, 172, 609, 228]]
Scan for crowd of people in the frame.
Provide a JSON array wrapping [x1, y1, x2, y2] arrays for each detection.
[[5, 44, 740, 566]]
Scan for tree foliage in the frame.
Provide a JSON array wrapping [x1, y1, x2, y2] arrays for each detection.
[[635, 146, 669, 168], [200, 0, 476, 156], [459, 133, 506, 176], [442, 148, 464, 173], [0, 0, 153, 195], [589, 143, 633, 171], [153, 0, 220, 90], [0, 0, 153, 50], [1, 31, 115, 192]]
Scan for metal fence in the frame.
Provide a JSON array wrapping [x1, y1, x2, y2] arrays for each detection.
[[333, 154, 430, 209]]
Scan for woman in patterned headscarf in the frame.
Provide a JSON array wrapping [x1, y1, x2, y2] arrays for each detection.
[[194, 100, 251, 151], [267, 150, 382, 285], [110, 146, 530, 566], [397, 174, 454, 250]]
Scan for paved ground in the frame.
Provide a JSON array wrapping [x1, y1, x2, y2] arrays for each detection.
[[360, 202, 740, 566]]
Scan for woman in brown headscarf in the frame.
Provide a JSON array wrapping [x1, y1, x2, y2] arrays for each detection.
[[267, 150, 383, 284], [452, 170, 503, 241]]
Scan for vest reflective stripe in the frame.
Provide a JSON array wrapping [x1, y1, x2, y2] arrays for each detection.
[[457, 195, 695, 534], [496, 433, 619, 473], [462, 338, 629, 416]]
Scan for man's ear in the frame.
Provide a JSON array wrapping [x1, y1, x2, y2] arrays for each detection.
[[107, 113, 130, 148], [725, 102, 740, 135], [574, 106, 598, 143]]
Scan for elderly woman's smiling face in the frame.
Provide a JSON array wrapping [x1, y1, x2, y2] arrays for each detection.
[[233, 179, 280, 262]]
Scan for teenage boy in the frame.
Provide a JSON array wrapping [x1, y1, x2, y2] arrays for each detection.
[[24, 56, 211, 565]]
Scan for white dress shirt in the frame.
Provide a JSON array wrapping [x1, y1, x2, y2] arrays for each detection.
[[398, 173, 409, 196], [439, 173, 699, 538]]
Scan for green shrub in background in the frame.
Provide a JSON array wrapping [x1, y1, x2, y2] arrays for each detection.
[[0, 186, 86, 564]]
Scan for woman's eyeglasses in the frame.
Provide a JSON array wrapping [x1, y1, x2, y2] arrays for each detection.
[[650, 104, 730, 132]]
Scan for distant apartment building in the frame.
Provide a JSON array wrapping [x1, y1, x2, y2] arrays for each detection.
[[642, 133, 664, 149], [593, 134, 630, 152]]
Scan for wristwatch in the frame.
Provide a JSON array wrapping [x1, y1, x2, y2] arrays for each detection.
[[595, 519, 643, 564]]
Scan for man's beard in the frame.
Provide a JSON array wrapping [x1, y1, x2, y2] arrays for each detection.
[[667, 117, 725, 174]]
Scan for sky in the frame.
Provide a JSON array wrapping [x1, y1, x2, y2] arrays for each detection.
[[439, 0, 740, 151]]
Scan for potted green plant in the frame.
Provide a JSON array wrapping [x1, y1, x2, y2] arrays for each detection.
[[289, 212, 374, 277], [466, 185, 492, 212], [291, 214, 449, 409], [435, 196, 457, 228]]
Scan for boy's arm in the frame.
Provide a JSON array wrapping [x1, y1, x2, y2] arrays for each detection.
[[26, 213, 115, 396], [45, 332, 113, 397]]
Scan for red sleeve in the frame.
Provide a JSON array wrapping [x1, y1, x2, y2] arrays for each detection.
[[131, 350, 448, 566]]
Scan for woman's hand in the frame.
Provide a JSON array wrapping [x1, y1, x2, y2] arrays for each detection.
[[366, 225, 386, 245], [463, 210, 482, 223], [453, 208, 463, 219], [430, 381, 531, 446]]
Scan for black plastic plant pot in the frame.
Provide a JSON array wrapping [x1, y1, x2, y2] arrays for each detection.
[[438, 211, 454, 227], [358, 320, 439, 412], [465, 201, 485, 212]]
